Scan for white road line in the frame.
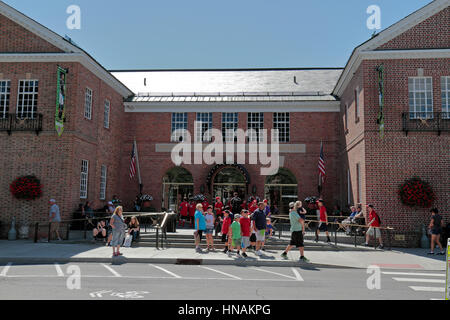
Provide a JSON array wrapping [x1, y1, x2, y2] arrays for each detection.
[[250, 267, 297, 281], [149, 264, 181, 278], [392, 277, 445, 284], [200, 266, 242, 280], [101, 264, 121, 277], [291, 268, 304, 281], [0, 263, 12, 276], [382, 272, 445, 277], [54, 263, 64, 277], [409, 286, 445, 293]]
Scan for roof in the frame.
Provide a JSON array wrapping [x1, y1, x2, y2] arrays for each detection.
[[111, 68, 343, 102]]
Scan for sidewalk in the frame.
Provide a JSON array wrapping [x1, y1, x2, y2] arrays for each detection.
[[0, 240, 446, 270]]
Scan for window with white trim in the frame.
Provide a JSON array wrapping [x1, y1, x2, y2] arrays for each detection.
[[273, 112, 290, 142], [84, 87, 93, 119], [80, 160, 89, 199], [171, 112, 188, 142], [196, 112, 212, 142], [17, 80, 38, 119], [0, 80, 10, 118], [408, 77, 433, 119], [441, 76, 450, 119], [222, 112, 238, 142], [104, 100, 110, 128], [248, 112, 264, 142], [100, 165, 107, 200]]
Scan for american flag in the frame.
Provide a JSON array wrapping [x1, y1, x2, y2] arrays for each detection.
[[318, 142, 325, 184], [130, 141, 137, 179]]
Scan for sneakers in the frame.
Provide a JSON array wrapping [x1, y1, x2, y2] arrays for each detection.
[[299, 256, 309, 263], [255, 250, 262, 256], [427, 251, 435, 255], [242, 252, 248, 258], [195, 247, 203, 253], [223, 247, 228, 254], [363, 242, 369, 247], [281, 252, 288, 260], [227, 251, 232, 257], [437, 252, 445, 255], [377, 244, 384, 250]]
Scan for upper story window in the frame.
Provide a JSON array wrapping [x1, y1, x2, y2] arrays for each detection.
[[273, 112, 290, 142], [354, 88, 360, 121], [408, 77, 433, 119], [196, 112, 212, 142], [248, 112, 264, 142], [17, 80, 38, 119], [104, 100, 110, 128], [0, 80, 10, 119], [84, 87, 93, 120], [222, 112, 238, 142], [441, 76, 450, 119], [171, 112, 188, 142]]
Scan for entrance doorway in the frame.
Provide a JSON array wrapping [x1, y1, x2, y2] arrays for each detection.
[[162, 167, 194, 212], [212, 167, 247, 204], [264, 168, 298, 215]]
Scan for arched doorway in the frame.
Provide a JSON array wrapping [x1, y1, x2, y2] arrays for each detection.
[[264, 168, 298, 215], [209, 165, 249, 204], [162, 167, 194, 212]]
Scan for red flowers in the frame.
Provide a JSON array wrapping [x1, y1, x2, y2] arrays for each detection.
[[10, 175, 42, 200], [398, 177, 435, 208]]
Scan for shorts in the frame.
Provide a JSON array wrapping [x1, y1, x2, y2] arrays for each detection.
[[317, 222, 328, 232], [111, 230, 125, 246], [367, 227, 381, 238], [250, 233, 256, 243], [290, 231, 304, 248], [231, 238, 241, 247], [205, 227, 214, 234], [241, 236, 250, 249], [50, 221, 60, 232], [180, 215, 188, 220], [195, 230, 204, 241], [221, 233, 228, 243], [255, 229, 265, 242]]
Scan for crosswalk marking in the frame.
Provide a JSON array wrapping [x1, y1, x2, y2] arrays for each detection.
[[101, 264, 121, 277], [409, 286, 445, 293], [200, 266, 241, 280], [382, 272, 445, 277], [54, 263, 64, 277], [392, 277, 445, 284], [249, 267, 297, 281], [0, 263, 12, 276], [291, 268, 304, 281], [149, 264, 181, 278]]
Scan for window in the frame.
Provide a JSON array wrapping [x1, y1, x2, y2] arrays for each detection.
[[441, 77, 450, 119], [171, 112, 188, 142], [347, 169, 351, 205], [80, 160, 89, 199], [248, 112, 264, 142], [356, 163, 361, 204], [17, 80, 38, 119], [344, 104, 348, 132], [84, 88, 92, 119], [355, 88, 360, 120], [100, 165, 107, 200], [0, 80, 10, 118], [195, 112, 212, 142], [273, 112, 290, 142], [222, 112, 238, 142], [104, 100, 110, 128], [408, 77, 433, 119]]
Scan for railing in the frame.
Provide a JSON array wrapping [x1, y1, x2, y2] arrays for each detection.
[[155, 212, 170, 250], [0, 113, 43, 135], [402, 112, 450, 136]]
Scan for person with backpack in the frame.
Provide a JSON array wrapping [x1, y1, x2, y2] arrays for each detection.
[[428, 208, 445, 255], [364, 204, 384, 249]]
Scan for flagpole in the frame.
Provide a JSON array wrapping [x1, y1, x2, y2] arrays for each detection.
[[134, 138, 143, 194]]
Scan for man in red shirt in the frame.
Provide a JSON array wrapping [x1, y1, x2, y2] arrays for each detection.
[[239, 210, 251, 258], [248, 200, 258, 213], [179, 198, 189, 227], [315, 199, 331, 243], [188, 200, 196, 227], [364, 204, 384, 249]]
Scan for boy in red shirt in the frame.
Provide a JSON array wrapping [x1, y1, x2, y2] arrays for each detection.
[[315, 199, 331, 243], [179, 198, 189, 227], [214, 197, 224, 237], [364, 204, 384, 249], [248, 200, 258, 213], [221, 210, 232, 253], [239, 209, 251, 258]]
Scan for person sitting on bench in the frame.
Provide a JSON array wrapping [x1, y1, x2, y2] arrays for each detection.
[[93, 220, 107, 241]]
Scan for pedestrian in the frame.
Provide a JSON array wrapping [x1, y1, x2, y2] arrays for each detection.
[[315, 199, 331, 243], [281, 202, 309, 262], [109, 206, 127, 257], [228, 214, 242, 257], [221, 210, 232, 253], [214, 196, 224, 236], [128, 216, 140, 242], [179, 198, 189, 227], [107, 201, 115, 215], [248, 199, 258, 214], [188, 200, 196, 227], [49, 199, 62, 241], [205, 205, 215, 251], [194, 203, 206, 253], [239, 210, 251, 258], [363, 204, 384, 249], [252, 202, 267, 256], [230, 192, 242, 215], [263, 199, 271, 217], [428, 208, 445, 255]]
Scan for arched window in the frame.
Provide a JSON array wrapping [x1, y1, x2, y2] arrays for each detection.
[[264, 168, 298, 215]]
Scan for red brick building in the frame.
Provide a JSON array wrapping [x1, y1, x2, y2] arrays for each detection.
[[0, 0, 448, 246]]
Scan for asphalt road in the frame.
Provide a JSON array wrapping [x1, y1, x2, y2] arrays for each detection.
[[0, 262, 446, 300]]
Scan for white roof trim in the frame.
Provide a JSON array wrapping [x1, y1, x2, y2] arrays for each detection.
[[0, 53, 133, 97]]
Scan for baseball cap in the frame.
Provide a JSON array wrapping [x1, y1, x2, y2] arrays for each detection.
[[49, 199, 56, 203]]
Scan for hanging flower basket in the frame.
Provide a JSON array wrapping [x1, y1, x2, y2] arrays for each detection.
[[10, 175, 42, 200], [398, 177, 435, 208]]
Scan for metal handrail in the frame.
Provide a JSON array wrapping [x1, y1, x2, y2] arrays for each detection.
[[155, 212, 170, 249]]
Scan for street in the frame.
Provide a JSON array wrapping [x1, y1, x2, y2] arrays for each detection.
[[0, 262, 446, 300]]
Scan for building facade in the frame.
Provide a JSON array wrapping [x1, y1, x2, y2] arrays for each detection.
[[0, 0, 448, 246]]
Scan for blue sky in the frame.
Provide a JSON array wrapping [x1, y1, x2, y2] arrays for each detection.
[[4, 0, 431, 69]]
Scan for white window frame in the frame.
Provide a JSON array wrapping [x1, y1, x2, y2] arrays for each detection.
[[100, 164, 107, 200], [17, 79, 38, 119], [222, 112, 238, 142], [80, 160, 89, 199], [248, 112, 264, 142], [84, 87, 93, 120], [171, 112, 188, 142], [104, 99, 110, 128], [408, 77, 433, 119], [273, 112, 290, 142], [441, 76, 450, 119], [0, 80, 10, 119], [195, 112, 212, 142]]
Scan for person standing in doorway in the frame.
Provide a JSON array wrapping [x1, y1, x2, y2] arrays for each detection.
[[428, 208, 445, 255], [315, 199, 331, 243], [49, 199, 62, 241], [110, 206, 126, 257]]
